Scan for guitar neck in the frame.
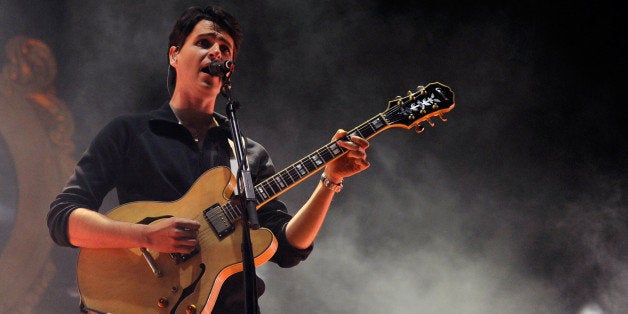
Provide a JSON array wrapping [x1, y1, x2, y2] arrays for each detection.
[[219, 81, 455, 219], [254, 113, 389, 207]]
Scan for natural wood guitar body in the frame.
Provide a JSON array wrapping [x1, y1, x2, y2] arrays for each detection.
[[77, 167, 278, 313]]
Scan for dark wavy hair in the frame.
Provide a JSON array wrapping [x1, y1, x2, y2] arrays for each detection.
[[167, 6, 242, 92]]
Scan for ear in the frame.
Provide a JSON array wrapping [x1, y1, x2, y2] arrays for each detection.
[[169, 46, 179, 67]]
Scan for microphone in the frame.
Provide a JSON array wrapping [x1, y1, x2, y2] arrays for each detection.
[[207, 59, 234, 76]]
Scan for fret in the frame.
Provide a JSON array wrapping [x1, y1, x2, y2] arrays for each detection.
[[285, 168, 299, 184], [308, 153, 324, 169], [301, 156, 316, 172], [258, 185, 273, 203], [273, 175, 287, 189], [350, 118, 383, 139], [369, 116, 386, 133], [318, 147, 333, 162], [255, 187, 267, 203], [364, 124, 377, 137], [280, 171, 295, 185], [366, 118, 378, 133], [271, 178, 283, 192], [349, 129, 363, 139], [294, 162, 308, 177], [264, 180, 278, 195], [357, 126, 370, 138], [256, 184, 270, 201], [284, 167, 299, 182], [328, 142, 343, 156]]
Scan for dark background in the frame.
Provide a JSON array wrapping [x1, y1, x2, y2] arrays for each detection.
[[1, 0, 625, 313]]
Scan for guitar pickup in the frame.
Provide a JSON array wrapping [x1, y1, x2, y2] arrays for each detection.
[[204, 203, 235, 239]]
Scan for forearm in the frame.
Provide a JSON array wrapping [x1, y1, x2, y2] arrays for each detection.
[[67, 207, 148, 249], [284, 132, 368, 250], [285, 180, 337, 249]]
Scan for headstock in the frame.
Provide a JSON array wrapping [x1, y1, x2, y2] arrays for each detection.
[[384, 82, 455, 133]]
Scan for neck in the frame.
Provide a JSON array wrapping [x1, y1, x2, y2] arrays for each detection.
[[170, 105, 215, 148], [169, 85, 219, 112], [171, 106, 215, 128], [171, 86, 219, 117]]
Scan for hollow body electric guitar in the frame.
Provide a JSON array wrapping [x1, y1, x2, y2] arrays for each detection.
[[77, 82, 455, 313]]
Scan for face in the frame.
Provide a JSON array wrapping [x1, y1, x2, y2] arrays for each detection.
[[169, 20, 235, 97]]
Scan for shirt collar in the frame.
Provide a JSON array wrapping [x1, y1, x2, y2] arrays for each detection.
[[148, 101, 232, 134]]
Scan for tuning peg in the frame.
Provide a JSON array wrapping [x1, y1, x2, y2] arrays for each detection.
[[416, 85, 425, 93], [438, 113, 447, 122], [394, 96, 402, 105], [407, 90, 415, 100], [415, 124, 425, 133], [426, 118, 435, 127]]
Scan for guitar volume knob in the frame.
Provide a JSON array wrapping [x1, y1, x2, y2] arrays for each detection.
[[157, 297, 169, 308], [186, 304, 198, 314]]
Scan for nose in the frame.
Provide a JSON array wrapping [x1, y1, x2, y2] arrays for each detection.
[[208, 43, 221, 60]]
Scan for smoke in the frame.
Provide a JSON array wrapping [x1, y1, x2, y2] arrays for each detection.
[[250, 3, 626, 312], [0, 137, 17, 250], [1, 1, 624, 313], [258, 140, 568, 313], [48, 1, 179, 149]]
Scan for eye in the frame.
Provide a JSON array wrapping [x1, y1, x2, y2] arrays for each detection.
[[196, 39, 212, 49], [220, 45, 232, 56]]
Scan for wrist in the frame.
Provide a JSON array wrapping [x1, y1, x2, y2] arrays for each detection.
[[136, 223, 153, 248], [320, 173, 343, 193], [323, 170, 343, 184]]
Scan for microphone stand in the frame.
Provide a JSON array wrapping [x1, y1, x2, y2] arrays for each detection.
[[220, 72, 260, 314]]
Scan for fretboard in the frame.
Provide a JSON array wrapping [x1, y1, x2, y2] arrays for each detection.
[[213, 113, 393, 225], [254, 113, 390, 206], [214, 82, 455, 223]]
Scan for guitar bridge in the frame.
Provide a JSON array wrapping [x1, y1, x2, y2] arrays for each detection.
[[204, 203, 235, 239], [169, 245, 200, 264]]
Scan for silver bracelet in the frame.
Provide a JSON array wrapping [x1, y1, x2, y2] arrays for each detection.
[[320, 173, 343, 192]]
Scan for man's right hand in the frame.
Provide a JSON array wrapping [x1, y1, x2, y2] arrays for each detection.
[[67, 208, 201, 254], [144, 217, 201, 254]]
